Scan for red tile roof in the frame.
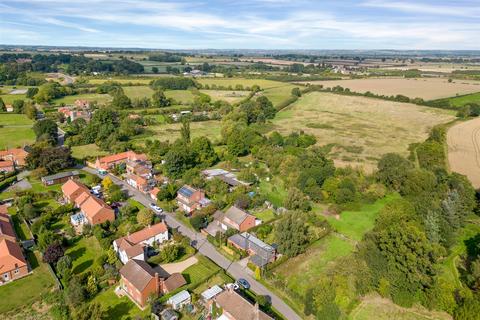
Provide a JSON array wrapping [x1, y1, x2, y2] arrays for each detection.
[[0, 161, 14, 168], [0, 239, 27, 274], [114, 222, 168, 247], [98, 151, 147, 167]]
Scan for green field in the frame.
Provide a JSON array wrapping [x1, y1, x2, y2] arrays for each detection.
[[197, 78, 287, 89], [87, 78, 153, 85], [325, 194, 400, 241], [253, 209, 276, 222], [66, 236, 104, 275], [134, 120, 222, 145], [182, 256, 221, 287], [200, 89, 250, 103], [262, 83, 298, 107], [52, 93, 111, 105], [122, 85, 153, 99], [165, 90, 195, 104], [259, 177, 288, 207], [0, 114, 35, 149], [0, 252, 56, 314], [447, 92, 480, 107], [93, 286, 150, 319], [71, 144, 109, 159]]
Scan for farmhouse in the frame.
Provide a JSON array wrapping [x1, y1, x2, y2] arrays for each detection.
[[228, 232, 276, 267], [61, 180, 115, 226], [95, 151, 148, 172], [119, 259, 186, 309], [41, 170, 79, 186], [113, 222, 169, 264], [176, 185, 210, 213], [213, 288, 273, 320], [0, 147, 29, 167], [0, 161, 15, 173]]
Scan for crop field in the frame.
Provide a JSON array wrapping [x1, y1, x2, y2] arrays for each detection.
[[197, 78, 287, 89], [134, 120, 222, 145], [200, 89, 249, 103], [52, 93, 111, 105], [165, 90, 195, 104], [271, 92, 455, 171], [350, 295, 452, 320], [299, 78, 480, 100], [447, 118, 480, 189], [87, 77, 153, 85], [0, 114, 35, 149]]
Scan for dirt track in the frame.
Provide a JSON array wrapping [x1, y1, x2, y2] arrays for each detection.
[[447, 118, 480, 189]]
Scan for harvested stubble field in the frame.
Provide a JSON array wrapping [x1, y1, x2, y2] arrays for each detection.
[[447, 118, 480, 189], [298, 78, 480, 100], [197, 78, 286, 89], [271, 92, 454, 171]]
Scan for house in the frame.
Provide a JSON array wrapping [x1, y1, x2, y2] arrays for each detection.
[[119, 259, 186, 308], [216, 206, 257, 232], [0, 206, 17, 243], [176, 185, 210, 213], [125, 173, 149, 192], [113, 222, 169, 264], [0, 239, 29, 284], [213, 289, 273, 320], [0, 147, 29, 167], [74, 99, 90, 109], [58, 107, 91, 122], [41, 170, 79, 186], [228, 232, 276, 267], [160, 309, 178, 320], [61, 180, 115, 226], [95, 151, 148, 172], [150, 187, 160, 201], [5, 104, 13, 112], [126, 160, 152, 178], [167, 290, 191, 310], [0, 161, 15, 173]]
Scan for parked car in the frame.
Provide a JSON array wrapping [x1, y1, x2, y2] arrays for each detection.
[[150, 203, 163, 213], [237, 278, 250, 290]]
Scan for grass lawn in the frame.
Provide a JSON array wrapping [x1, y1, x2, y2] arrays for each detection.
[[93, 286, 150, 319], [7, 206, 31, 240], [325, 194, 400, 241], [258, 177, 287, 207], [267, 234, 354, 314], [71, 144, 109, 160], [0, 114, 35, 149], [165, 90, 195, 104], [0, 94, 27, 104], [182, 256, 221, 287], [52, 93, 111, 105], [349, 294, 452, 320], [447, 92, 480, 107], [253, 209, 276, 222], [66, 236, 104, 275], [123, 85, 154, 99], [0, 251, 56, 314]]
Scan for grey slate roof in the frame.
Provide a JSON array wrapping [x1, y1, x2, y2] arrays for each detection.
[[224, 206, 251, 225], [41, 170, 79, 182]]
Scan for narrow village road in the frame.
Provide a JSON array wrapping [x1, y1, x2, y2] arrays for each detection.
[[82, 167, 301, 320]]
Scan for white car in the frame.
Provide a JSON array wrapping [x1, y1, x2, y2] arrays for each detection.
[[150, 203, 163, 213]]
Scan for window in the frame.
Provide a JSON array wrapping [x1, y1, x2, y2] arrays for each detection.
[[3, 273, 8, 280], [14, 269, 19, 274]]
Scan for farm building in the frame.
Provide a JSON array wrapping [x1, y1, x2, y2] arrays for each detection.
[[41, 170, 79, 186]]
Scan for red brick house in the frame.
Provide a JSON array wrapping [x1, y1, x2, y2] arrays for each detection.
[[176, 185, 210, 213], [95, 151, 147, 172], [217, 206, 256, 232], [119, 259, 186, 309], [0, 206, 17, 243], [125, 173, 149, 192]]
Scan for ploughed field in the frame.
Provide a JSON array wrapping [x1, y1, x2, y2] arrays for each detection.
[[271, 92, 454, 171], [298, 78, 480, 100], [447, 117, 480, 189]]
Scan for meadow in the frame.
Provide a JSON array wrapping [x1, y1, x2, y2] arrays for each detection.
[[299, 78, 480, 100], [0, 113, 35, 149], [197, 78, 287, 89], [52, 93, 111, 105], [446, 92, 480, 107], [71, 144, 109, 160], [200, 89, 250, 103], [271, 92, 455, 171]]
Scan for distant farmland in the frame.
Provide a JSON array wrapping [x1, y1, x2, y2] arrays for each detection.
[[271, 92, 455, 171], [298, 78, 480, 100]]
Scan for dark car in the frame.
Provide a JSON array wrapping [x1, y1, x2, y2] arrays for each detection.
[[237, 278, 250, 290]]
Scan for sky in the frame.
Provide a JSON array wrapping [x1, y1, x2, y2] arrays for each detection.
[[1, 0, 479, 50]]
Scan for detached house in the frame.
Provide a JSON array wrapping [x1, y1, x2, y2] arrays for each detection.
[[176, 185, 210, 213], [213, 288, 273, 320], [61, 180, 115, 226], [0, 147, 29, 167], [228, 232, 276, 267], [125, 173, 149, 192], [217, 206, 257, 232], [95, 151, 147, 172], [119, 259, 186, 309], [113, 222, 169, 264]]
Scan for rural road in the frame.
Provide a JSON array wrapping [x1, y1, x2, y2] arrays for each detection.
[[447, 118, 480, 189], [82, 167, 302, 320]]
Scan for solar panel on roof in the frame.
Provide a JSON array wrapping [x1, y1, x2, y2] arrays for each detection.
[[179, 186, 194, 197]]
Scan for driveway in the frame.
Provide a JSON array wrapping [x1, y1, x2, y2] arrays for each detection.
[[161, 256, 198, 274], [6, 178, 32, 192], [81, 167, 301, 320]]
